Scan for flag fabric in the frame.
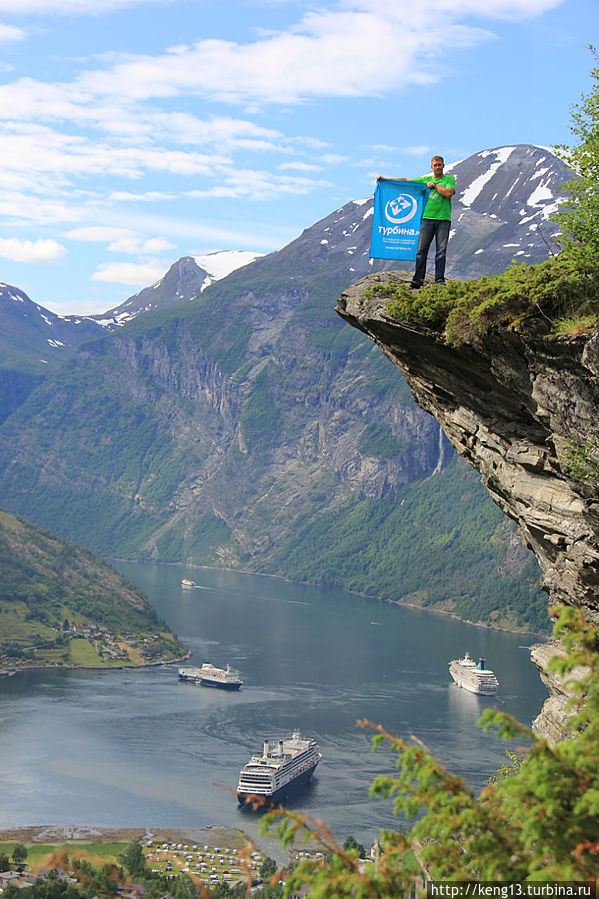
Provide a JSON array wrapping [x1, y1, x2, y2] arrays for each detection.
[[370, 178, 431, 261]]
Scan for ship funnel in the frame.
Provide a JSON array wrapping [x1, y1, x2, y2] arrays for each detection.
[[479, 658, 486, 670], [263, 739, 270, 757], [277, 740, 284, 756]]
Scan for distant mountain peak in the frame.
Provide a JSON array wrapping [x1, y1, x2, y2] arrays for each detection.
[[92, 250, 262, 329]]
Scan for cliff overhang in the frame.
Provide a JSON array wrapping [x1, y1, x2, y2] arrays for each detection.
[[336, 270, 599, 741]]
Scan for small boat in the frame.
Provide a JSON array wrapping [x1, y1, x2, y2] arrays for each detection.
[[178, 663, 243, 690], [448, 652, 499, 695], [181, 579, 196, 589]]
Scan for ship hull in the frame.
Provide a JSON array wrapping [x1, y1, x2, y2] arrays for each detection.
[[236, 761, 319, 806], [449, 668, 498, 695], [198, 678, 241, 690]]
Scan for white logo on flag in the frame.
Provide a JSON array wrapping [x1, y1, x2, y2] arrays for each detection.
[[385, 194, 418, 224]]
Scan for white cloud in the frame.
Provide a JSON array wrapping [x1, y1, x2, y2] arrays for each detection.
[[0, 190, 80, 224], [92, 259, 166, 285], [142, 236, 176, 253], [65, 226, 134, 241], [278, 161, 324, 172], [0, 23, 25, 41], [0, 237, 67, 262], [403, 145, 434, 156], [57, 1, 563, 108], [107, 236, 142, 253], [0, 0, 567, 240], [186, 167, 332, 201], [106, 235, 176, 253]]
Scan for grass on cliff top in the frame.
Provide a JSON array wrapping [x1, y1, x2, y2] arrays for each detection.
[[369, 248, 599, 345]]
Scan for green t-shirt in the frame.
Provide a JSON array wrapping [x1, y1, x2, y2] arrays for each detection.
[[413, 174, 456, 220]]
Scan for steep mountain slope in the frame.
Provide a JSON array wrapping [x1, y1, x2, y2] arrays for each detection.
[[0, 282, 104, 374], [0, 282, 104, 423], [0, 145, 567, 632], [445, 144, 565, 277], [0, 254, 261, 419]]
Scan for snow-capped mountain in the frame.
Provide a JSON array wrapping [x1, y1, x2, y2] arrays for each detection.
[[93, 250, 262, 329], [0, 144, 569, 383], [0, 281, 104, 373], [279, 144, 567, 284], [445, 144, 567, 277]]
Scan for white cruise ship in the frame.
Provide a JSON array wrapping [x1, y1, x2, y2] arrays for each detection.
[[178, 663, 243, 690], [449, 652, 499, 695], [236, 732, 321, 805]]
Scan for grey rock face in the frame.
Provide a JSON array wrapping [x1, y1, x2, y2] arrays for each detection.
[[337, 271, 599, 739]]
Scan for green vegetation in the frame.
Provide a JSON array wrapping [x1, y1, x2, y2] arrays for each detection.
[[358, 422, 401, 459], [272, 457, 548, 633], [0, 841, 128, 869], [263, 607, 599, 891], [563, 439, 599, 481], [371, 249, 599, 346], [239, 366, 283, 453], [554, 46, 599, 253], [0, 836, 287, 898], [68, 638, 103, 666], [0, 508, 186, 667]]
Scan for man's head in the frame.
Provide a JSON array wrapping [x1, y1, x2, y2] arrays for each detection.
[[431, 156, 444, 177]]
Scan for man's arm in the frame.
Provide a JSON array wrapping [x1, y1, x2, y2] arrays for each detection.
[[432, 183, 455, 198]]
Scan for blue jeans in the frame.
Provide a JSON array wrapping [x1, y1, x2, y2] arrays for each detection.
[[411, 218, 450, 287]]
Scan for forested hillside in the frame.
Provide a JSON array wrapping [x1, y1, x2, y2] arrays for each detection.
[[0, 508, 185, 669]]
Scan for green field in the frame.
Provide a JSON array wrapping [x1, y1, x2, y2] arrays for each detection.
[[68, 638, 103, 666], [0, 841, 129, 871]]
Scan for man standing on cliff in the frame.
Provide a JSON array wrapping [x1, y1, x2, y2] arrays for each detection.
[[401, 156, 456, 289]]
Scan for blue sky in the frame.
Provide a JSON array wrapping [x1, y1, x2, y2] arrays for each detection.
[[0, 0, 596, 315]]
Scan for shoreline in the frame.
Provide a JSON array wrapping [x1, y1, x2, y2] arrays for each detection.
[[115, 558, 549, 641], [0, 651, 191, 679], [0, 824, 251, 850]]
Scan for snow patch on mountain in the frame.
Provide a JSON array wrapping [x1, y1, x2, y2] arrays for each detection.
[[460, 147, 516, 207], [527, 184, 553, 205], [193, 250, 262, 289]]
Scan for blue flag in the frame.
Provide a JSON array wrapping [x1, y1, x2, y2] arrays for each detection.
[[370, 178, 430, 261]]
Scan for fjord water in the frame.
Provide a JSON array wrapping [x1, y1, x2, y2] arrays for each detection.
[[0, 564, 547, 851]]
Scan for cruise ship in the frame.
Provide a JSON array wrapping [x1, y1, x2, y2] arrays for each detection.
[[449, 652, 499, 695], [236, 732, 321, 805], [178, 663, 243, 690]]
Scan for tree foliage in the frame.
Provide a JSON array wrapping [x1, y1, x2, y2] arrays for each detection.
[[555, 46, 599, 252], [261, 607, 599, 893], [11, 844, 28, 864]]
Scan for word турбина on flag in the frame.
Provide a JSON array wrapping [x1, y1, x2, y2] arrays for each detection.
[[370, 178, 430, 261]]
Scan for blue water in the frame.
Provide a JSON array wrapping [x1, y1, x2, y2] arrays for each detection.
[[0, 564, 547, 853]]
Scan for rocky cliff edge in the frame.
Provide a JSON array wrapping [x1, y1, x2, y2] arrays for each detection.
[[336, 270, 599, 742]]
